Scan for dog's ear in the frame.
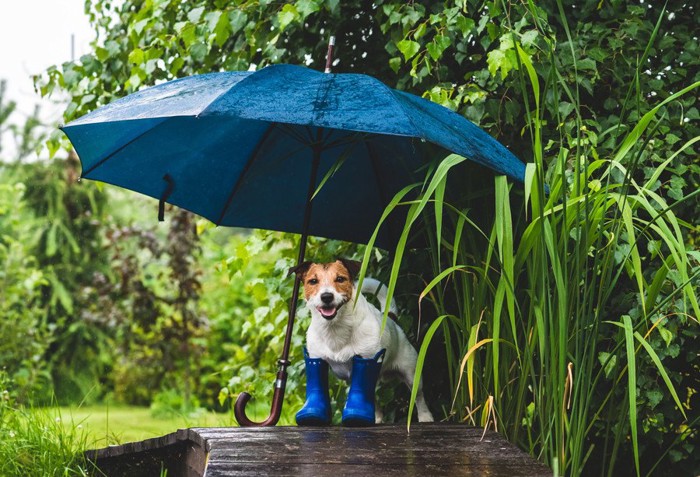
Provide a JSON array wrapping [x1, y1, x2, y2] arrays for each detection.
[[288, 261, 312, 279], [337, 258, 362, 281]]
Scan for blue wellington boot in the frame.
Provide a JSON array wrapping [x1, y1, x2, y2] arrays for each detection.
[[295, 348, 332, 426], [342, 349, 386, 427]]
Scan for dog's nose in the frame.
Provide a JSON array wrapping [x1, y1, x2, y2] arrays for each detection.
[[320, 292, 334, 304]]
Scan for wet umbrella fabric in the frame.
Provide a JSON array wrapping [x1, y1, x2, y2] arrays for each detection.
[[61, 64, 525, 250], [60, 63, 527, 426]]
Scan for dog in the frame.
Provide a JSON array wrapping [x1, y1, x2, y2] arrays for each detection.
[[290, 258, 434, 423]]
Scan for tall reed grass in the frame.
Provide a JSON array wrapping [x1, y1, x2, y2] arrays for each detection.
[[361, 9, 699, 476]]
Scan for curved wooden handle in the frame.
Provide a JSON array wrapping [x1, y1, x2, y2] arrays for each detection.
[[234, 370, 287, 427]]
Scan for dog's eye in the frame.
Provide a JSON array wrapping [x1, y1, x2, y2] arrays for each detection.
[[335, 276, 346, 283], [308, 278, 318, 285]]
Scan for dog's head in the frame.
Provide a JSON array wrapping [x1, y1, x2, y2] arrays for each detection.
[[289, 258, 361, 320]]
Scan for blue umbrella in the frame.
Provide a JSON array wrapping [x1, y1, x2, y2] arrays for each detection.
[[61, 63, 526, 426]]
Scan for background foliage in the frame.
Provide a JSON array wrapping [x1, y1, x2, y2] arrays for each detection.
[[0, 0, 696, 476]]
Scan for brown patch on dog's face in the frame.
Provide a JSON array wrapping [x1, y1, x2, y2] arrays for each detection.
[[301, 261, 353, 299], [299, 260, 355, 320]]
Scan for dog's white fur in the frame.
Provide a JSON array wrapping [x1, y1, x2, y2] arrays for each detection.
[[296, 260, 434, 423]]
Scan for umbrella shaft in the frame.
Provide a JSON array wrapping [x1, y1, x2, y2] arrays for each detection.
[[281, 135, 323, 363]]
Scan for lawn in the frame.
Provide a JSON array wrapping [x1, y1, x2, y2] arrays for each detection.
[[53, 405, 233, 448]]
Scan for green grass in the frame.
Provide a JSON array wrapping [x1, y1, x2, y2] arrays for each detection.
[[0, 401, 233, 476], [53, 405, 232, 448]]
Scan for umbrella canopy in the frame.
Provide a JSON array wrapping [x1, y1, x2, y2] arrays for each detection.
[[61, 63, 527, 427], [61, 64, 525, 250]]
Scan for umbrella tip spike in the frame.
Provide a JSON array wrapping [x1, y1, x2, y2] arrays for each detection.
[[324, 35, 336, 74]]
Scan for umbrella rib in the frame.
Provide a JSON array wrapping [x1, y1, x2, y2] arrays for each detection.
[[325, 131, 368, 150], [363, 138, 398, 247], [215, 122, 278, 226], [79, 118, 169, 177], [279, 123, 312, 146]]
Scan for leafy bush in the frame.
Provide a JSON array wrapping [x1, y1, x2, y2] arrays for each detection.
[[0, 175, 53, 403]]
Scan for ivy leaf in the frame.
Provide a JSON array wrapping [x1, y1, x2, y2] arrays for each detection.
[[128, 48, 145, 65], [190, 42, 208, 62], [180, 22, 197, 47], [170, 57, 185, 75], [213, 11, 231, 47], [487, 37, 517, 79], [426, 34, 451, 60], [521, 30, 538, 48], [95, 46, 110, 62], [228, 10, 248, 34], [389, 57, 402, 73], [188, 6, 205, 23], [456, 16, 475, 37], [413, 22, 427, 40], [131, 19, 149, 35], [278, 4, 299, 31], [297, 0, 321, 18], [668, 175, 686, 201], [126, 73, 142, 90], [577, 58, 597, 71], [487, 49, 506, 77], [205, 11, 222, 30], [646, 389, 663, 409], [397, 39, 420, 61], [598, 351, 617, 379]]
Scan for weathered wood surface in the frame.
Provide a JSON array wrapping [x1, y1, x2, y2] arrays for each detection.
[[87, 424, 552, 477]]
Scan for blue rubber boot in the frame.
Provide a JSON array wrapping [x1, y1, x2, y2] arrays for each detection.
[[295, 348, 331, 426], [342, 349, 386, 427]]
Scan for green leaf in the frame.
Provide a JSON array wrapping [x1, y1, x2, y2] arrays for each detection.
[[521, 30, 538, 48], [621, 315, 640, 477], [634, 330, 686, 418], [297, 0, 321, 18], [413, 22, 427, 40], [170, 57, 185, 75], [95, 47, 110, 62], [406, 315, 446, 430], [455, 16, 475, 36], [213, 12, 231, 47], [278, 4, 299, 31], [190, 42, 208, 62], [179, 22, 197, 47], [389, 57, 402, 73], [187, 6, 205, 23], [397, 39, 420, 61], [487, 49, 506, 78], [426, 35, 451, 60], [597, 351, 617, 379], [228, 10, 248, 34], [128, 48, 145, 65]]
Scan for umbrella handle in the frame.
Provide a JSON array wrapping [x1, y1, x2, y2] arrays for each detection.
[[234, 140, 321, 427], [234, 364, 288, 427]]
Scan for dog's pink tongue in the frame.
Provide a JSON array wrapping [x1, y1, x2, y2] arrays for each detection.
[[319, 307, 336, 318]]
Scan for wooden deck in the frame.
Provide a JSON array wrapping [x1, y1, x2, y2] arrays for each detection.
[[87, 424, 552, 477]]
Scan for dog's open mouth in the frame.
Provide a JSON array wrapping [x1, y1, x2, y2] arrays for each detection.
[[317, 305, 339, 320]]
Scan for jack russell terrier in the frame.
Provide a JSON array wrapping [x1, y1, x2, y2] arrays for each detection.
[[290, 258, 434, 424]]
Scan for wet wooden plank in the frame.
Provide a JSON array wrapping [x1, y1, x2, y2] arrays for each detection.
[[86, 429, 207, 477], [87, 424, 552, 477], [203, 462, 551, 477]]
